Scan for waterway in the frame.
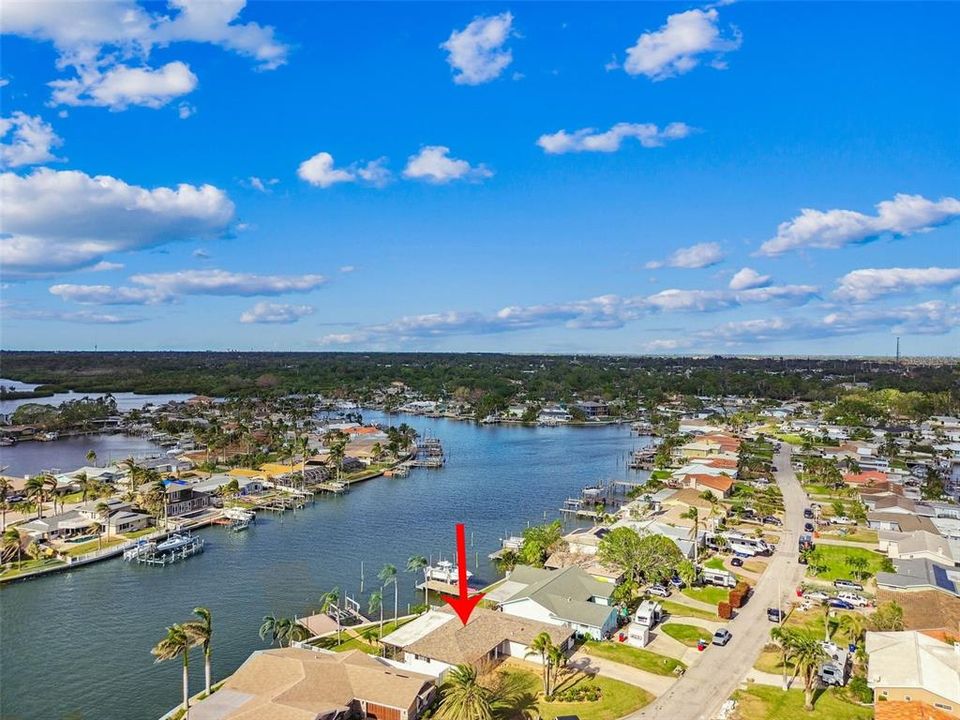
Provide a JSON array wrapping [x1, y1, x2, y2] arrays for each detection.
[[0, 433, 165, 478], [0, 411, 652, 720], [0, 378, 195, 414]]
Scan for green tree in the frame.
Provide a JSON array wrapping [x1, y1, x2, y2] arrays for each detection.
[[519, 520, 563, 567], [792, 633, 827, 711], [86, 449, 98, 467], [151, 624, 193, 715], [406, 554, 429, 607], [25, 475, 47, 519], [525, 632, 557, 696], [436, 664, 494, 720], [184, 606, 214, 696], [597, 526, 646, 586], [2, 526, 23, 568], [379, 563, 399, 623], [680, 506, 701, 564], [845, 555, 869, 581], [368, 589, 384, 634], [870, 601, 904, 631]]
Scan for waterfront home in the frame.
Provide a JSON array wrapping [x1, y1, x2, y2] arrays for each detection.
[[159, 481, 211, 518], [679, 473, 734, 499], [572, 400, 610, 418], [379, 606, 574, 679], [188, 647, 436, 720], [106, 510, 151, 535], [499, 565, 619, 638], [544, 527, 625, 583], [866, 631, 960, 717], [19, 510, 94, 540], [537, 406, 572, 425], [191, 474, 265, 497]]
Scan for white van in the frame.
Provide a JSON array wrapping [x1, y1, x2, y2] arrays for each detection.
[[836, 592, 868, 607]]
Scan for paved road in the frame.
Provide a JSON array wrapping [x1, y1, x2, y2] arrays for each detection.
[[627, 444, 809, 720]]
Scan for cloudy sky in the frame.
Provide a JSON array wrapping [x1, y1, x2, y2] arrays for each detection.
[[1, 1, 958, 355]]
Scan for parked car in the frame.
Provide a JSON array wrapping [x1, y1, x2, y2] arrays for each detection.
[[730, 557, 744, 567], [670, 575, 685, 589], [767, 608, 785, 622], [831, 516, 856, 526], [829, 598, 854, 609], [803, 590, 830, 602], [803, 508, 815, 519], [804, 522, 815, 532], [763, 515, 782, 526], [734, 551, 751, 559], [712, 628, 732, 646], [837, 592, 868, 607], [834, 579, 864, 592], [649, 584, 671, 598]]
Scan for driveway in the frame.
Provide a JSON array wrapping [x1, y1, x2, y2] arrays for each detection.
[[568, 651, 677, 696], [625, 444, 809, 720]]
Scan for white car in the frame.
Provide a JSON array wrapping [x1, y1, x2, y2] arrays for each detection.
[[803, 590, 830, 602], [831, 516, 856, 526], [837, 592, 868, 607]]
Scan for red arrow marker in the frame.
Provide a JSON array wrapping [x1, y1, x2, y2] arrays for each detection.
[[442, 523, 485, 625]]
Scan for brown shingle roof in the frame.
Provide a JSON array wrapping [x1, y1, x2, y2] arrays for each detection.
[[876, 589, 960, 632], [875, 701, 956, 720]]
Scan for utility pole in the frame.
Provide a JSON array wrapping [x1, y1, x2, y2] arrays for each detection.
[[896, 336, 901, 365]]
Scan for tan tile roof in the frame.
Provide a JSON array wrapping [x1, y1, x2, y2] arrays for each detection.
[[403, 606, 573, 666], [875, 701, 956, 720], [210, 647, 433, 719]]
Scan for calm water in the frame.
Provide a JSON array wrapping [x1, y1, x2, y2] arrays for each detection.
[[0, 378, 195, 414], [0, 434, 165, 478], [0, 412, 651, 720]]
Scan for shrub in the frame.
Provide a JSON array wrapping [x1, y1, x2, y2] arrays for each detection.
[[718, 602, 733, 619], [549, 682, 602, 703], [848, 676, 874, 703]]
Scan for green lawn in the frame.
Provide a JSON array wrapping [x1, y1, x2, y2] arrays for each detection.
[[754, 647, 797, 674], [705, 557, 726, 571], [312, 617, 413, 654], [773, 433, 808, 446], [659, 599, 718, 622], [498, 664, 653, 720], [733, 685, 871, 720], [63, 536, 124, 557], [808, 544, 886, 582], [582, 640, 685, 676], [123, 527, 156, 539], [0, 557, 66, 579], [818, 529, 878, 544], [682, 585, 729, 605], [661, 623, 712, 647]]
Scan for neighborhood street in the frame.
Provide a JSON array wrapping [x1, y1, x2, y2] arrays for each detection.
[[627, 444, 809, 720]]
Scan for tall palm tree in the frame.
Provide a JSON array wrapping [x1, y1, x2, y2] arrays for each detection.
[[436, 664, 494, 720], [24, 475, 47, 519], [2, 526, 23, 568], [379, 563, 398, 623], [320, 587, 342, 643], [525, 631, 556, 696], [151, 624, 193, 716], [406, 554, 429, 606], [0, 477, 12, 530], [185, 607, 214, 696], [76, 472, 93, 502], [259, 615, 283, 647], [680, 506, 700, 564], [86, 449, 98, 467], [770, 625, 800, 689], [368, 590, 384, 635], [90, 521, 103, 550], [546, 644, 566, 697], [95, 501, 111, 542], [792, 633, 827, 711], [42, 474, 59, 516]]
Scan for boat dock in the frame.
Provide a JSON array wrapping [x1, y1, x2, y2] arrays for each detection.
[[123, 534, 204, 566]]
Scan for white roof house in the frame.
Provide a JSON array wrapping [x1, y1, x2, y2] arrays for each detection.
[[866, 631, 960, 708]]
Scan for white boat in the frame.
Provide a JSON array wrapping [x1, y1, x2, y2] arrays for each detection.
[[223, 507, 256, 521], [425, 560, 473, 584], [156, 534, 195, 553], [124, 540, 156, 560]]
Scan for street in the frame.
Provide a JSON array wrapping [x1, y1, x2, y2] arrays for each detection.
[[627, 443, 808, 720]]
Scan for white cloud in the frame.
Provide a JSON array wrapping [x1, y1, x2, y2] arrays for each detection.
[[88, 261, 125, 272], [297, 153, 391, 188], [0, 168, 234, 275], [645, 241, 725, 269], [297, 152, 355, 188], [728, 267, 771, 290], [0, 112, 64, 168], [4, 0, 288, 109], [833, 267, 960, 302], [246, 176, 279, 193], [537, 122, 694, 154], [403, 146, 492, 184], [50, 61, 198, 110], [177, 101, 195, 119], [318, 282, 818, 346], [441, 12, 514, 85], [759, 193, 960, 256], [4, 305, 143, 324], [240, 302, 314, 324], [49, 283, 168, 305], [130, 269, 328, 297], [624, 8, 742, 81], [339, 265, 356, 274], [192, 248, 211, 259]]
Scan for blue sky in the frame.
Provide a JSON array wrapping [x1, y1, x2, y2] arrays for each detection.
[[1, 1, 958, 355]]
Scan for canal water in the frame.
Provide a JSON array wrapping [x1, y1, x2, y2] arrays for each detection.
[[0, 433, 166, 478], [0, 412, 651, 720]]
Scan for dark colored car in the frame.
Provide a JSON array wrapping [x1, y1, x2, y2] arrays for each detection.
[[670, 575, 685, 589], [829, 598, 854, 609], [763, 516, 782, 526], [804, 522, 815, 532], [767, 608, 785, 622], [803, 508, 815, 519], [730, 557, 744, 567]]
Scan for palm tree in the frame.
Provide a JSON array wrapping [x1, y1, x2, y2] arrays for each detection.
[[680, 506, 700, 564], [368, 590, 384, 635], [406, 554, 429, 606], [151, 624, 193, 716], [2, 526, 23, 568], [525, 631, 556, 696], [86, 449, 98, 467], [42, 474, 59, 516], [320, 587, 342, 643], [184, 607, 214, 696], [76, 472, 93, 502], [25, 475, 47, 519], [259, 615, 283, 647], [546, 644, 566, 697], [90, 521, 103, 550], [96, 501, 111, 542], [770, 625, 800, 689], [436, 664, 494, 720], [0, 477, 12, 530], [379, 563, 398, 624], [792, 633, 827, 711]]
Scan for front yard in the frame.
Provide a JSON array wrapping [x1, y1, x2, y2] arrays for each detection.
[[732, 685, 871, 720], [659, 599, 718, 622], [682, 585, 730, 605], [661, 623, 712, 647], [806, 545, 886, 582], [581, 640, 686, 676]]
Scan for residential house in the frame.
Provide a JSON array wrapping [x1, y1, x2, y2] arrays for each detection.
[[162, 482, 211, 518], [680, 473, 734, 499], [868, 512, 939, 533], [380, 606, 574, 679], [188, 647, 436, 720], [866, 631, 960, 716], [876, 558, 960, 597], [880, 531, 955, 566], [498, 565, 619, 638]]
